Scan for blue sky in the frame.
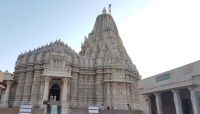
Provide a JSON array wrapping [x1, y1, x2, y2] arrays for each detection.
[[0, 0, 200, 79]]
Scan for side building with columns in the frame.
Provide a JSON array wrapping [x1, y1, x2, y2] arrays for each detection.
[[0, 70, 14, 108], [1, 8, 141, 114], [138, 60, 200, 114], [0, 70, 5, 90]]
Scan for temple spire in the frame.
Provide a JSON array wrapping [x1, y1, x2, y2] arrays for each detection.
[[102, 7, 107, 14]]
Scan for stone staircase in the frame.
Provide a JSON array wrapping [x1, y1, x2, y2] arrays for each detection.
[[46, 101, 61, 114]]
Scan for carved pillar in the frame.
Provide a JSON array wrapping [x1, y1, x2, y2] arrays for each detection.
[[172, 89, 183, 114], [13, 70, 26, 107], [77, 74, 83, 108], [21, 70, 33, 104], [95, 73, 104, 107], [188, 87, 198, 114], [82, 74, 86, 108], [37, 78, 45, 107], [61, 78, 69, 113], [110, 82, 113, 107], [0, 81, 13, 107], [105, 82, 111, 107], [111, 82, 116, 108], [70, 72, 78, 108], [30, 69, 42, 107], [88, 73, 95, 106], [131, 83, 136, 105], [42, 76, 52, 101], [154, 92, 163, 114]]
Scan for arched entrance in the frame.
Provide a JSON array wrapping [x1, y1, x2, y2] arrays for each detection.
[[49, 84, 61, 101]]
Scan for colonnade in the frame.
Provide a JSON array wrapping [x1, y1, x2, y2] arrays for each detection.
[[145, 87, 198, 114]]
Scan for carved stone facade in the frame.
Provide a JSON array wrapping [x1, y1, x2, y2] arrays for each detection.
[[7, 8, 140, 111]]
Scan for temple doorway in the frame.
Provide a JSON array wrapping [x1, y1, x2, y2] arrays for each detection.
[[49, 84, 61, 101]]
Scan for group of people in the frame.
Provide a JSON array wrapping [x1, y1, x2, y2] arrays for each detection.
[[101, 104, 132, 110]]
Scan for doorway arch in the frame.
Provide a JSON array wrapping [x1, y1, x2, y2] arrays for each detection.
[[49, 84, 61, 101]]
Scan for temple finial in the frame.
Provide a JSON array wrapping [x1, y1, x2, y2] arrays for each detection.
[[102, 7, 107, 14]]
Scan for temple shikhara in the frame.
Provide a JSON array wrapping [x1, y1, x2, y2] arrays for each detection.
[[0, 8, 141, 113]]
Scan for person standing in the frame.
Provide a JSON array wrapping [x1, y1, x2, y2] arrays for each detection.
[[102, 104, 104, 110], [107, 106, 110, 110]]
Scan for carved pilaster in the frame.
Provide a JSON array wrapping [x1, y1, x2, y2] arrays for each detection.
[[21, 70, 33, 104], [83, 74, 88, 108], [77, 74, 83, 108], [70, 72, 78, 108], [13, 71, 26, 107], [37, 78, 45, 107], [105, 82, 111, 107], [30, 69, 42, 107], [95, 73, 104, 107], [88, 73, 95, 106], [131, 83, 136, 104]]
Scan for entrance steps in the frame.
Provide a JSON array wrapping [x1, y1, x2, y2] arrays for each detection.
[[49, 101, 61, 106], [46, 101, 61, 114]]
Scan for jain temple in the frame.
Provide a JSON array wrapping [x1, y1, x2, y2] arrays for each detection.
[[1, 8, 200, 114]]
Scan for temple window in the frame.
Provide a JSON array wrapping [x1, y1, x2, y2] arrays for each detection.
[[53, 60, 63, 69]]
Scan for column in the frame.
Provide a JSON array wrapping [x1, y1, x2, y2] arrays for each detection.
[[0, 81, 13, 107], [145, 94, 152, 114], [70, 72, 78, 108], [188, 87, 198, 114], [172, 89, 183, 114], [61, 77, 69, 113], [42, 76, 52, 101], [154, 92, 163, 114]]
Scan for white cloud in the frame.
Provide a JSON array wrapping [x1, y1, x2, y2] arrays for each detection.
[[118, 0, 200, 78]]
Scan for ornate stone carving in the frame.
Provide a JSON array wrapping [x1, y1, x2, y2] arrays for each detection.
[[36, 52, 43, 62], [28, 53, 35, 63], [16, 86, 24, 96], [21, 55, 28, 64], [11, 8, 140, 110]]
